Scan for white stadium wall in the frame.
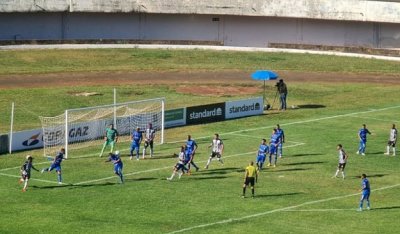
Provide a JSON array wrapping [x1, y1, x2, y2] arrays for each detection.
[[0, 0, 400, 48], [1, 12, 399, 48]]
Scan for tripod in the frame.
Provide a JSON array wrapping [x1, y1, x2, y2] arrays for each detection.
[[270, 90, 279, 110]]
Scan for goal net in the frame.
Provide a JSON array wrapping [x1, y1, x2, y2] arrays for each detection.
[[39, 98, 165, 158]]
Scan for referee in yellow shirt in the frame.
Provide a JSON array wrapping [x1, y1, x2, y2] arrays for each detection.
[[242, 161, 258, 198]]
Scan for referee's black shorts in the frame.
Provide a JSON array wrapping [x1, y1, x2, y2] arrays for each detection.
[[244, 177, 255, 186]]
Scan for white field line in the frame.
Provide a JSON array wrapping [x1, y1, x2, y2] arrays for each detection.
[[225, 105, 400, 136], [0, 152, 102, 172], [0, 172, 66, 185], [167, 105, 400, 145], [282, 208, 355, 212], [349, 115, 399, 123], [167, 183, 400, 234], [73, 142, 304, 185]]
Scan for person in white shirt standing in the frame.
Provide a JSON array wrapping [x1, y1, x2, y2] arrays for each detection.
[[205, 133, 224, 169], [384, 124, 397, 156], [332, 144, 348, 179], [143, 123, 156, 159]]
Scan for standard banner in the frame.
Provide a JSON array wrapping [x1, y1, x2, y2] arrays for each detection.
[[186, 103, 225, 124], [165, 108, 186, 128], [225, 97, 264, 119]]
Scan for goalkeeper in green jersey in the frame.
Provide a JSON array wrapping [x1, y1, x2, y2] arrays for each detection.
[[99, 124, 119, 157]]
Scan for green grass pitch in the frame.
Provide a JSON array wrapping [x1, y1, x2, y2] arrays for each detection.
[[1, 87, 400, 233], [0, 49, 400, 233]]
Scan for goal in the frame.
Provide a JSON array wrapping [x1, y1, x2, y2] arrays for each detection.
[[39, 98, 165, 158]]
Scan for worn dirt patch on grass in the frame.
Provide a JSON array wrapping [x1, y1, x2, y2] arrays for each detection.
[[175, 85, 259, 96]]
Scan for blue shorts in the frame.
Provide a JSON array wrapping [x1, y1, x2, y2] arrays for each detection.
[[361, 191, 370, 200], [256, 155, 266, 163], [49, 164, 61, 172], [269, 144, 277, 154], [114, 163, 123, 173], [131, 142, 140, 150]]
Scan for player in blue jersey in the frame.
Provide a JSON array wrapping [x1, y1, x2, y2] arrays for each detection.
[[167, 146, 188, 180], [130, 127, 143, 160], [358, 174, 371, 211], [19, 155, 39, 192], [276, 124, 285, 158], [41, 148, 65, 184], [256, 139, 269, 170], [105, 151, 124, 184], [357, 124, 372, 156], [268, 129, 281, 167], [185, 135, 199, 173]]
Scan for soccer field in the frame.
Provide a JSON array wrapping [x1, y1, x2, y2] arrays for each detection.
[[1, 90, 400, 233], [1, 49, 400, 233]]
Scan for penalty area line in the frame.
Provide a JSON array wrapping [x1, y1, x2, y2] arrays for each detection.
[[349, 115, 399, 123], [0, 143, 304, 186], [282, 208, 355, 212], [74, 143, 305, 185], [167, 183, 400, 234], [0, 172, 66, 185]]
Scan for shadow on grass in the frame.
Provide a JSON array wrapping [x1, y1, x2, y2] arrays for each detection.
[[32, 182, 117, 190], [33, 177, 158, 189], [372, 206, 400, 210], [124, 177, 158, 182], [290, 153, 323, 157], [192, 176, 228, 180], [119, 154, 177, 160], [298, 104, 326, 109], [284, 161, 325, 166], [268, 168, 311, 172], [349, 174, 388, 179], [199, 167, 241, 175], [255, 192, 304, 198], [367, 152, 386, 155]]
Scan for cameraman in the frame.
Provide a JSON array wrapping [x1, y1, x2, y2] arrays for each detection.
[[276, 79, 287, 110]]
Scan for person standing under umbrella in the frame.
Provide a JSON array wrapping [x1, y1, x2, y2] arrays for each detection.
[[276, 79, 288, 110]]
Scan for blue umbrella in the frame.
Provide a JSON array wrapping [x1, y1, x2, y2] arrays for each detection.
[[251, 70, 279, 105], [251, 70, 279, 81]]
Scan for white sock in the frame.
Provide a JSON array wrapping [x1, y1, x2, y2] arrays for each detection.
[[150, 149, 153, 156], [23, 180, 28, 190], [178, 172, 183, 179], [342, 171, 345, 178], [393, 147, 396, 155], [334, 169, 339, 177], [386, 146, 390, 154], [206, 158, 212, 167], [169, 172, 176, 180], [142, 149, 146, 158]]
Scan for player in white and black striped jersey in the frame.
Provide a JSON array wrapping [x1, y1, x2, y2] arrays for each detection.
[[142, 123, 156, 159], [205, 133, 224, 169], [384, 124, 397, 156], [332, 144, 348, 179]]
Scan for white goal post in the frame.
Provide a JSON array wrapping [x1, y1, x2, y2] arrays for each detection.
[[40, 98, 165, 158]]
